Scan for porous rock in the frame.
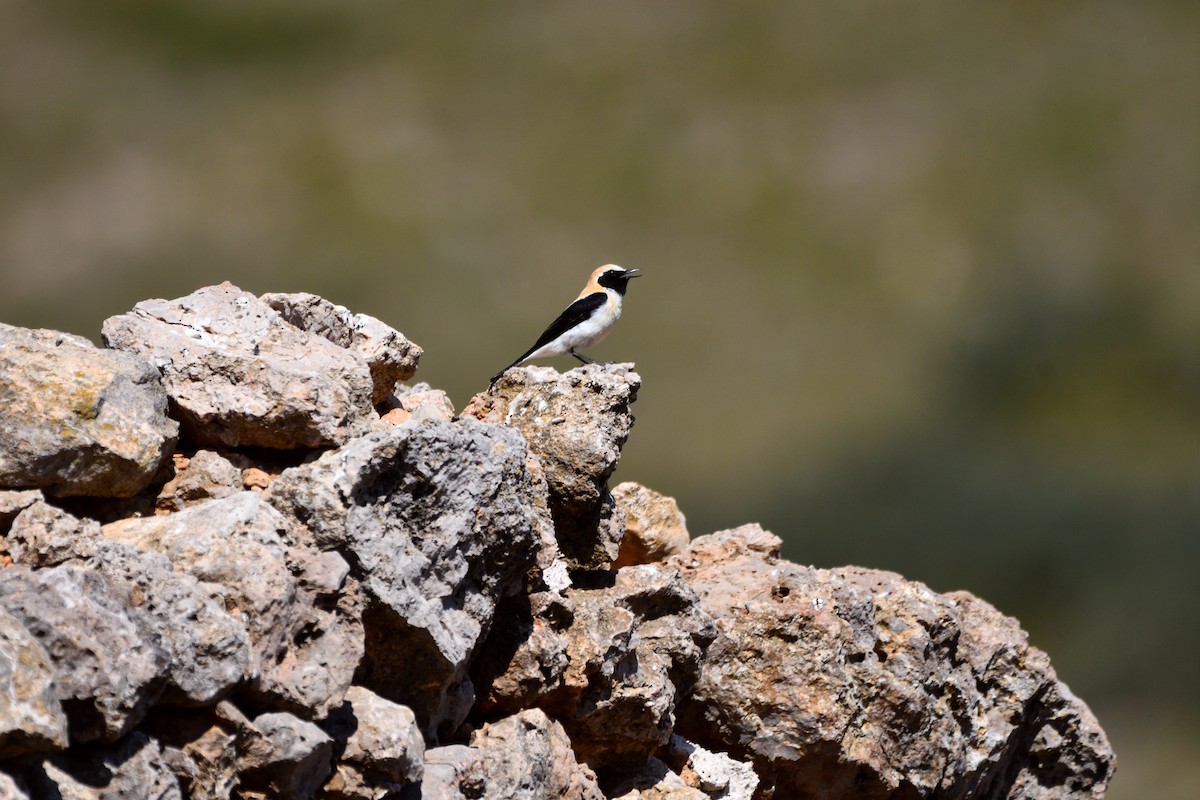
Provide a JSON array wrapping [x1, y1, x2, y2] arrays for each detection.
[[28, 731, 182, 800], [0, 608, 68, 758], [261, 291, 422, 405], [0, 489, 42, 535], [321, 686, 424, 799], [419, 709, 603, 800], [669, 525, 1116, 800], [156, 449, 243, 512], [377, 383, 456, 427], [0, 322, 177, 498], [605, 757, 707, 800], [266, 418, 550, 738], [464, 363, 640, 569], [85, 542, 251, 708], [237, 712, 334, 800], [101, 492, 360, 718], [0, 565, 167, 744], [474, 565, 716, 771], [101, 282, 376, 449], [662, 735, 758, 800], [144, 710, 238, 800], [611, 482, 690, 568], [4, 500, 100, 567]]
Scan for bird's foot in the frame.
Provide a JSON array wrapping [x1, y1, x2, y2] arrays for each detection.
[[570, 350, 596, 364]]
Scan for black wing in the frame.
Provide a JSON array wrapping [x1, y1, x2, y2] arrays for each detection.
[[491, 292, 607, 384]]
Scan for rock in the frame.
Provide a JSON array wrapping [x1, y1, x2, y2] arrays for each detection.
[[101, 282, 376, 449], [28, 732, 182, 800], [0, 608, 69, 758], [261, 291, 422, 405], [321, 686, 424, 799], [605, 757, 707, 800], [85, 542, 251, 708], [419, 710, 603, 800], [662, 736, 758, 800], [474, 565, 716, 770], [0, 322, 177, 498], [464, 363, 640, 569], [156, 450, 243, 512], [377, 383, 456, 427], [668, 525, 1116, 800], [418, 745, 486, 800], [0, 489, 42, 536], [0, 565, 168, 744], [143, 710, 238, 800], [101, 493, 360, 718], [4, 500, 100, 567], [266, 418, 550, 738], [611, 482, 689, 569], [237, 712, 334, 800]]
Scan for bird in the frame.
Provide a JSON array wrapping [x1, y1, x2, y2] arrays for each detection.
[[490, 264, 641, 385]]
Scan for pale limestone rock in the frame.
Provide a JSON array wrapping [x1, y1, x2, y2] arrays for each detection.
[[0, 323, 177, 498]]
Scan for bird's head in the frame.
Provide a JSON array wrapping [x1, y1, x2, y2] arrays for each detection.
[[593, 264, 641, 295]]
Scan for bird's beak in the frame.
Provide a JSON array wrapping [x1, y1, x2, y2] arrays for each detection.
[[624, 269, 642, 278]]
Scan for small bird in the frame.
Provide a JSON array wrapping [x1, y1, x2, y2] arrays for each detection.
[[490, 264, 641, 385]]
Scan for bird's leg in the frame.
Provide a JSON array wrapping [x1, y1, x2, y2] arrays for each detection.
[[570, 349, 595, 364]]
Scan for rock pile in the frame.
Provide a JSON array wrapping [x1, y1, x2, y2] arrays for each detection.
[[0, 284, 1114, 799]]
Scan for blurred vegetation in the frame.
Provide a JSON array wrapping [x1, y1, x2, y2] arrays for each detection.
[[2, 3, 1197, 796]]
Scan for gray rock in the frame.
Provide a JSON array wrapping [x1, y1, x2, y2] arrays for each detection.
[[321, 686, 424, 799], [156, 449, 243, 512], [0, 489, 42, 536], [0, 608, 68, 758], [102, 493, 360, 718], [238, 711, 334, 800], [464, 363, 640, 569], [0, 322, 177, 498], [669, 525, 1116, 800], [266, 419, 550, 738], [475, 565, 716, 770], [101, 282, 376, 449], [662, 735, 759, 800], [261, 291, 422, 405], [377, 383, 457, 427], [85, 542, 251, 708], [4, 500, 100, 567], [0, 565, 167, 744], [30, 732, 182, 800], [419, 710, 603, 800], [418, 745, 486, 800]]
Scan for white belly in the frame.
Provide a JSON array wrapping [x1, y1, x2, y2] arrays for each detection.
[[524, 294, 621, 361]]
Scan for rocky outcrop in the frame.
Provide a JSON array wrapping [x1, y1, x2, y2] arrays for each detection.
[[668, 525, 1113, 800], [0, 284, 1113, 799]]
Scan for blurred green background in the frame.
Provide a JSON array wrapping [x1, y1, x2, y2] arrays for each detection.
[[2, 3, 1196, 796]]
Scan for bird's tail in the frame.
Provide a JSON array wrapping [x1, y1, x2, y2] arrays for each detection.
[[489, 358, 523, 387], [489, 345, 540, 387]]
